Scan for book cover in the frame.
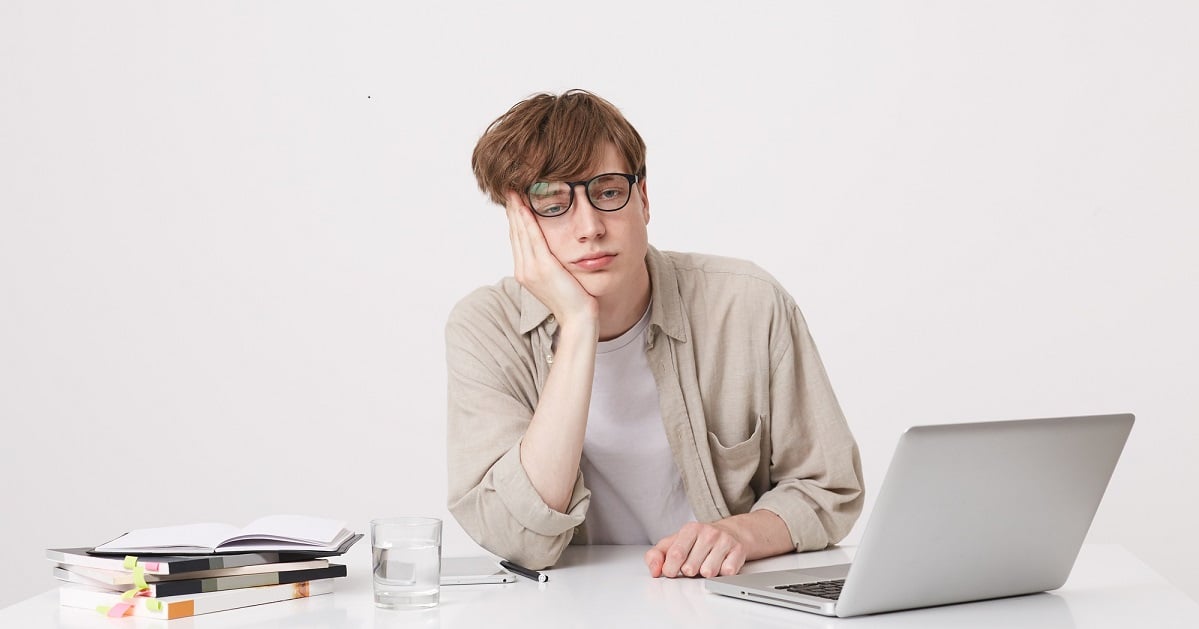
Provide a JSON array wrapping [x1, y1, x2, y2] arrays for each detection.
[[58, 578, 335, 620], [92, 514, 356, 554], [54, 564, 346, 597], [46, 548, 319, 575], [53, 558, 331, 585]]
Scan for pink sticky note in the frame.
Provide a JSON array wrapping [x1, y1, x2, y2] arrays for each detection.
[[107, 602, 134, 618], [143, 562, 160, 571]]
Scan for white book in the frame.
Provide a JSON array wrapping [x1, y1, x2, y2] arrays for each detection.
[[58, 578, 335, 620], [93, 514, 354, 554]]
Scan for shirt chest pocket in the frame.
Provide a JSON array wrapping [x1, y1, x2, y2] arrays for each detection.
[[706, 415, 765, 515]]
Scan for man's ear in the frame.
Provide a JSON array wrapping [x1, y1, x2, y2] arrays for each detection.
[[639, 179, 650, 224]]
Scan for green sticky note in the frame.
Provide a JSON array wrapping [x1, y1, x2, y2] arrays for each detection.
[[147, 599, 162, 612], [123, 556, 138, 570]]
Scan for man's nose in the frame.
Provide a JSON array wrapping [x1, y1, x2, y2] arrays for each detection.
[[570, 186, 606, 240]]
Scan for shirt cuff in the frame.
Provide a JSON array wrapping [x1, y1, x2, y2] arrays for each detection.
[[491, 443, 589, 537], [751, 487, 831, 552]]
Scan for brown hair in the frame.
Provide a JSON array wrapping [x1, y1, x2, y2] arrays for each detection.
[[471, 90, 647, 206]]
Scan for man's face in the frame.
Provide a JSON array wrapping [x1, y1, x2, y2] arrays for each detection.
[[532, 144, 650, 302]]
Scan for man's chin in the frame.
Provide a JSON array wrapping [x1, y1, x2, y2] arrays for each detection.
[[573, 274, 610, 298]]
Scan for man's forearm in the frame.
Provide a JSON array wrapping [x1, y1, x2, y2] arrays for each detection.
[[518, 320, 598, 513]]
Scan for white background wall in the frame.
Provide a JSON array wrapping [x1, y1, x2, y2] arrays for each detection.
[[2, 0, 1196, 610]]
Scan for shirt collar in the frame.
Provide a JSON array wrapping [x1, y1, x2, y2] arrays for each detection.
[[518, 288, 552, 335], [646, 245, 688, 342], [516, 245, 688, 343]]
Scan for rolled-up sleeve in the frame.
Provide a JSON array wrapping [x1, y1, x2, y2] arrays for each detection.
[[751, 303, 864, 552], [444, 292, 590, 569]]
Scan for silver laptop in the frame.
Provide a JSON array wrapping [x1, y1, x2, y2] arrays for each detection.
[[705, 413, 1133, 617]]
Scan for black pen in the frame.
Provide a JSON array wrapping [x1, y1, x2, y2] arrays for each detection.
[[500, 559, 549, 583]]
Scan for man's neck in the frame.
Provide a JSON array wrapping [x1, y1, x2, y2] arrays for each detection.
[[596, 266, 652, 342]]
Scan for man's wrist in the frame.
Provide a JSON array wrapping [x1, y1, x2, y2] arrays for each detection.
[[555, 311, 600, 343], [718, 510, 793, 561]]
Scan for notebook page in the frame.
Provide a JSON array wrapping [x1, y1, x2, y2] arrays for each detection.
[[226, 514, 346, 544], [95, 523, 238, 551]]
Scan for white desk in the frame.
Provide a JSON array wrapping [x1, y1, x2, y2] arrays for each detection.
[[2, 544, 1196, 628]]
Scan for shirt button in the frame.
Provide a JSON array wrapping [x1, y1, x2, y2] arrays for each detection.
[[547, 315, 555, 325]]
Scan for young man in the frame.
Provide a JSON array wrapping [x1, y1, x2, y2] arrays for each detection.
[[446, 90, 863, 578]]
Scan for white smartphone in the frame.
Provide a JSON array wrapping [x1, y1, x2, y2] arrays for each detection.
[[440, 556, 517, 585]]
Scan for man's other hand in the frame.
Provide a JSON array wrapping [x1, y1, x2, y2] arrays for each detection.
[[645, 521, 746, 578], [645, 510, 794, 578]]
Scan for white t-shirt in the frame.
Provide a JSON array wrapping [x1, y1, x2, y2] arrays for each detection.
[[579, 305, 696, 544]]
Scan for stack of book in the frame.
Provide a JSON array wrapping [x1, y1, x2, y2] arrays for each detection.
[[46, 515, 361, 620]]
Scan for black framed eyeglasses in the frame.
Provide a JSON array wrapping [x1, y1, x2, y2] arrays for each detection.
[[526, 173, 641, 218]]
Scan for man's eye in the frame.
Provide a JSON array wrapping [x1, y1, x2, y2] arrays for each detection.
[[540, 204, 567, 216]]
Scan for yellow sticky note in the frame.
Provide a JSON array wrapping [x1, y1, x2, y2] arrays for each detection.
[[133, 566, 148, 589], [123, 556, 138, 570], [121, 588, 139, 600], [146, 599, 162, 612], [95, 605, 110, 615]]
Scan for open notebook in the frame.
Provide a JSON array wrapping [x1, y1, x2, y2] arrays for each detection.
[[93, 514, 359, 555]]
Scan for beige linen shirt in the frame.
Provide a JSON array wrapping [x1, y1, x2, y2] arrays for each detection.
[[445, 246, 864, 569]]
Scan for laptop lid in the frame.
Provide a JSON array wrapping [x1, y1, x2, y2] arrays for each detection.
[[705, 413, 1133, 618]]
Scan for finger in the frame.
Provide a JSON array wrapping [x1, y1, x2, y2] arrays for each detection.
[[504, 199, 541, 269], [718, 544, 747, 576], [509, 194, 555, 266], [698, 533, 736, 578], [680, 525, 722, 577], [504, 190, 530, 234], [662, 524, 699, 578], [644, 548, 665, 578], [700, 529, 738, 572], [505, 190, 536, 228], [504, 191, 536, 275], [504, 192, 524, 244], [507, 212, 524, 271], [504, 188, 530, 214], [646, 534, 675, 578]]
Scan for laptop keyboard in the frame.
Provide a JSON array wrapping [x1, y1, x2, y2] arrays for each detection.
[[776, 579, 845, 600]]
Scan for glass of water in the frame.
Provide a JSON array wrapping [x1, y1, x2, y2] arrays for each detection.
[[370, 517, 442, 609]]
